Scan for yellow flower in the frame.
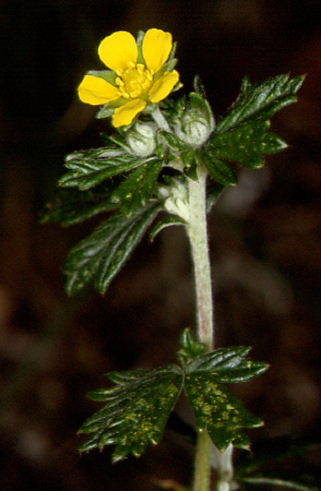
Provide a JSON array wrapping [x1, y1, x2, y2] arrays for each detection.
[[78, 28, 180, 128]]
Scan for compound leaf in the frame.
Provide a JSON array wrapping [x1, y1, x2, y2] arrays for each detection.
[[64, 201, 160, 294], [79, 365, 184, 461]]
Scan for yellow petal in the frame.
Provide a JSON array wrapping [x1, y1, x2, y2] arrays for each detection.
[[112, 99, 146, 127], [149, 70, 179, 103], [143, 28, 172, 73], [98, 31, 138, 74], [78, 74, 119, 105]]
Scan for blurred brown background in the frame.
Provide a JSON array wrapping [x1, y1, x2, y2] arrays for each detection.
[[1, 0, 320, 489]]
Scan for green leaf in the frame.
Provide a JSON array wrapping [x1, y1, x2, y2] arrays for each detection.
[[40, 186, 118, 226], [239, 476, 318, 491], [64, 201, 160, 294], [178, 328, 206, 365], [59, 147, 145, 191], [111, 158, 163, 216], [206, 182, 226, 212], [185, 373, 263, 451], [185, 346, 268, 382], [182, 334, 268, 451], [216, 74, 304, 133], [203, 155, 238, 185], [209, 121, 287, 169], [79, 365, 184, 461], [149, 214, 186, 242], [236, 437, 321, 491]]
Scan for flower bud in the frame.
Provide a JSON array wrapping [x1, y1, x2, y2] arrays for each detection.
[[174, 93, 215, 148], [159, 179, 190, 222], [126, 122, 157, 157]]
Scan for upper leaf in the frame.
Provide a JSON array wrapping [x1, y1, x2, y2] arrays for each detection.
[[64, 201, 160, 294], [111, 157, 163, 216], [79, 365, 184, 461], [215, 74, 304, 133], [40, 186, 118, 226], [59, 147, 146, 191], [208, 121, 287, 170]]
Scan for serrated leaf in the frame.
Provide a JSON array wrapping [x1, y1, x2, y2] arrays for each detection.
[[185, 372, 263, 451], [64, 202, 160, 294], [40, 186, 118, 226], [111, 158, 163, 216], [60, 147, 145, 191], [209, 121, 287, 169], [186, 346, 268, 382], [79, 365, 184, 461], [203, 155, 238, 185], [181, 334, 268, 451], [216, 74, 304, 133], [149, 214, 186, 242]]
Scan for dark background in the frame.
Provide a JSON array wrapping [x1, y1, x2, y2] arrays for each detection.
[[1, 0, 320, 489]]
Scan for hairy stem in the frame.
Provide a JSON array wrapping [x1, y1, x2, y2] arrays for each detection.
[[186, 169, 234, 491], [186, 169, 213, 351], [186, 169, 213, 491]]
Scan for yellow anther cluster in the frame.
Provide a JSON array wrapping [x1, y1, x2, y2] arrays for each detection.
[[116, 64, 154, 99]]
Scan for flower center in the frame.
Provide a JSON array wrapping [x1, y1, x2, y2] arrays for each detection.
[[116, 63, 153, 100]]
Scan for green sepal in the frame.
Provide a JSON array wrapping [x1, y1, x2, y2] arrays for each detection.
[[149, 214, 186, 242], [88, 70, 117, 85], [60, 148, 145, 191], [40, 186, 118, 226], [209, 120, 287, 169], [64, 201, 160, 294], [79, 365, 184, 461], [203, 155, 238, 186], [111, 158, 163, 216], [216, 74, 304, 133]]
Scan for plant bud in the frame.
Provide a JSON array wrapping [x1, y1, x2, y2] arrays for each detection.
[[126, 122, 157, 157], [175, 93, 215, 148]]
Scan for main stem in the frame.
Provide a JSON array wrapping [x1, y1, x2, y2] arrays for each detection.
[[186, 169, 234, 491], [186, 169, 214, 352], [186, 169, 213, 491]]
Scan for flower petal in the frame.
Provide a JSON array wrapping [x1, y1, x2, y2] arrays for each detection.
[[112, 99, 146, 127], [98, 31, 138, 74], [149, 70, 179, 103], [78, 74, 119, 105], [143, 28, 172, 73]]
